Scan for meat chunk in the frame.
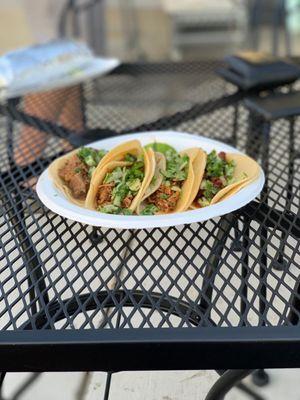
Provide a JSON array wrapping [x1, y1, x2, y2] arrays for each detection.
[[58, 154, 89, 199], [97, 183, 114, 206], [148, 184, 180, 213], [218, 151, 226, 161], [211, 177, 224, 188], [122, 195, 133, 209]]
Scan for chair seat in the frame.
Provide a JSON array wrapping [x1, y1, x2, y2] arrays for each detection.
[[244, 91, 300, 120]]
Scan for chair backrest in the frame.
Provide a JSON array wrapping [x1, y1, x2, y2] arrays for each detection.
[[58, 0, 106, 55]]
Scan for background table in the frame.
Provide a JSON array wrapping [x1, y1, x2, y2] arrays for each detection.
[[0, 61, 300, 387]]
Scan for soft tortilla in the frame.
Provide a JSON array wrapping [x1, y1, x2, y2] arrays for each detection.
[[92, 140, 142, 175], [137, 149, 195, 215], [210, 153, 260, 204], [183, 148, 207, 209], [48, 149, 86, 207], [85, 148, 154, 212], [137, 152, 166, 214]]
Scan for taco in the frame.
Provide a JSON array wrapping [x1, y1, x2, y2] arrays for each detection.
[[183, 147, 207, 209], [85, 147, 155, 215], [48, 147, 107, 206], [137, 147, 202, 215], [191, 150, 260, 208], [93, 139, 142, 173]]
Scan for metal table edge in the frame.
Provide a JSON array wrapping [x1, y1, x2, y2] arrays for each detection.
[[1, 326, 300, 372]]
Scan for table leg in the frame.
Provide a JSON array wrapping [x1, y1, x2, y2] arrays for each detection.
[[205, 370, 258, 400], [90, 230, 136, 400], [79, 83, 87, 130], [199, 216, 234, 311], [252, 369, 270, 387], [0, 373, 5, 399], [231, 103, 244, 251], [257, 121, 271, 326], [3, 110, 50, 314], [232, 103, 239, 146], [275, 117, 295, 270], [240, 216, 250, 323], [103, 372, 112, 400]]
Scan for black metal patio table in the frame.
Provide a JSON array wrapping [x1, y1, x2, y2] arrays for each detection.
[[1, 60, 300, 399]]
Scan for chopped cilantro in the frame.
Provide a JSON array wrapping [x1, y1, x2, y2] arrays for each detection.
[[162, 151, 189, 182], [77, 147, 107, 168], [98, 204, 133, 215], [197, 198, 210, 207], [74, 167, 81, 174], [159, 193, 169, 199], [224, 161, 235, 180], [124, 153, 136, 162], [206, 150, 236, 182], [141, 204, 158, 215], [202, 180, 219, 201], [88, 166, 96, 177], [127, 178, 141, 192], [104, 167, 124, 184], [112, 183, 129, 206], [101, 160, 144, 208], [195, 151, 237, 206], [122, 208, 133, 215]]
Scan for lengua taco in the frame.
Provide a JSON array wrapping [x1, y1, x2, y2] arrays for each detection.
[[85, 146, 155, 215], [191, 150, 260, 208], [48, 147, 107, 207], [137, 145, 205, 215]]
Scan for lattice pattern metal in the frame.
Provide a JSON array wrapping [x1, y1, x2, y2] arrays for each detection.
[[0, 62, 300, 343]]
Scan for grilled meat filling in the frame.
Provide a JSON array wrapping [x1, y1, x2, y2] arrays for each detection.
[[97, 183, 114, 206], [58, 154, 89, 199], [193, 150, 236, 208], [148, 183, 180, 213]]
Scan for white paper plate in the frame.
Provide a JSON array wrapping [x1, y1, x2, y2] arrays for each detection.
[[36, 131, 265, 229]]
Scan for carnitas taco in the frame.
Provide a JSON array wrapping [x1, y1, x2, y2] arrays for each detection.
[[137, 146, 205, 215], [48, 147, 107, 206], [85, 146, 155, 215], [191, 150, 260, 208]]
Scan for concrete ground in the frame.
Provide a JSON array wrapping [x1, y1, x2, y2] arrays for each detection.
[[1, 1, 300, 399], [2, 369, 300, 399]]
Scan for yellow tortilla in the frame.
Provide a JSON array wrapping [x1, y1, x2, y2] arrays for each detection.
[[85, 148, 154, 212], [174, 151, 194, 213], [138, 149, 195, 215], [183, 148, 207, 209], [137, 152, 166, 214], [190, 153, 260, 209], [140, 148, 156, 197], [210, 153, 260, 205], [215, 174, 258, 203], [93, 140, 142, 175], [48, 149, 86, 207]]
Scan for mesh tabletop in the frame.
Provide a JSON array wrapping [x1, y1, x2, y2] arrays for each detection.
[[1, 61, 300, 372]]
